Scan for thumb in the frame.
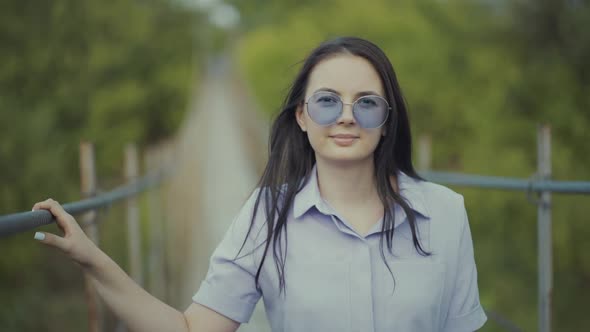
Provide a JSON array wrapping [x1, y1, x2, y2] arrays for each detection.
[[34, 232, 68, 252]]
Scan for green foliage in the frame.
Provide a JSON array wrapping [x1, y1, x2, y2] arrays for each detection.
[[0, 0, 200, 330], [235, 0, 590, 331]]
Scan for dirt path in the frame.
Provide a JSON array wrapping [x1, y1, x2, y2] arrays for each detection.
[[167, 53, 270, 331]]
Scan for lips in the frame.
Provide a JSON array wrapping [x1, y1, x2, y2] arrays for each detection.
[[330, 134, 359, 138], [330, 134, 359, 146]]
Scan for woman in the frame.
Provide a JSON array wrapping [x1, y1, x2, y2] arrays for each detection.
[[32, 37, 487, 332]]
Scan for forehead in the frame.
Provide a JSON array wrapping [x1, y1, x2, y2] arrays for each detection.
[[306, 54, 384, 97]]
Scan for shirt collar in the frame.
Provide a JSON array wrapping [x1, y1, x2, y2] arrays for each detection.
[[293, 164, 431, 220]]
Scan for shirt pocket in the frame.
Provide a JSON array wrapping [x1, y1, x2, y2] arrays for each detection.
[[282, 261, 351, 332], [377, 261, 445, 332]]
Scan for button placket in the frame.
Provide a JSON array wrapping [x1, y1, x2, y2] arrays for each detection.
[[350, 240, 375, 332]]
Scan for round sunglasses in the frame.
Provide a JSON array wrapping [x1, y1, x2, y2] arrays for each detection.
[[304, 91, 391, 129]]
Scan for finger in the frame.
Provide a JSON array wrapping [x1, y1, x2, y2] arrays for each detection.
[[33, 231, 69, 252], [33, 199, 78, 234], [34, 199, 73, 223], [32, 198, 59, 211], [31, 201, 46, 211]]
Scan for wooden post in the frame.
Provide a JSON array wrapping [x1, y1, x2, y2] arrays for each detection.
[[145, 145, 166, 300], [418, 134, 432, 172], [537, 125, 552, 332], [160, 141, 175, 305], [125, 143, 143, 286], [79, 142, 103, 332]]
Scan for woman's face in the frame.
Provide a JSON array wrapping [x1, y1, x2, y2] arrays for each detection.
[[296, 54, 387, 165]]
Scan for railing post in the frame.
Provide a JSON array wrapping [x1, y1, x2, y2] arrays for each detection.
[[160, 140, 176, 305], [537, 125, 552, 332], [145, 145, 166, 300], [79, 142, 103, 332], [418, 134, 432, 172], [125, 143, 143, 286]]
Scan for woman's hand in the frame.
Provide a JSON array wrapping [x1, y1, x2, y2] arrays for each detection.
[[31, 198, 101, 269]]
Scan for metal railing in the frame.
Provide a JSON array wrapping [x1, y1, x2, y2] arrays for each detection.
[[0, 141, 173, 332], [0, 169, 167, 238], [420, 171, 590, 195]]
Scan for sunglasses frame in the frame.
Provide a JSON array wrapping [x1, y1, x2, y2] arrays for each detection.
[[304, 91, 392, 129]]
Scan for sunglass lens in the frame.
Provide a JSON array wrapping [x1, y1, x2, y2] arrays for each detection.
[[354, 96, 388, 128], [307, 93, 342, 126]]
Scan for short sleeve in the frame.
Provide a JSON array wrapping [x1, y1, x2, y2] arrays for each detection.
[[443, 200, 487, 332], [192, 189, 264, 323]]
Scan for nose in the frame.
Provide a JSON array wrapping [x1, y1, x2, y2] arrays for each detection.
[[337, 102, 356, 125]]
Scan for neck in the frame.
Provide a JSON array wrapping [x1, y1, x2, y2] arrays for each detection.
[[315, 158, 379, 207]]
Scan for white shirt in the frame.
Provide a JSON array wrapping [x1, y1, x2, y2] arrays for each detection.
[[193, 165, 487, 331]]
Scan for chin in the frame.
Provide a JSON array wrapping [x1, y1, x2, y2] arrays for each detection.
[[318, 150, 373, 164], [309, 140, 378, 164]]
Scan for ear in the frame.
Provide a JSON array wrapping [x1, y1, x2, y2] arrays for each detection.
[[295, 105, 307, 132]]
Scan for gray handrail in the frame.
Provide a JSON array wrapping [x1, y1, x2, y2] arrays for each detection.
[[2, 169, 588, 239], [0, 169, 168, 238], [420, 171, 590, 194]]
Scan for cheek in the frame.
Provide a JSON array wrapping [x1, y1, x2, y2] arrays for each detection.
[[369, 135, 384, 151], [304, 127, 327, 150], [361, 132, 387, 158]]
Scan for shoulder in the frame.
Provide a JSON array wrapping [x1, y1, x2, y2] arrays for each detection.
[[412, 180, 473, 253], [227, 188, 267, 240], [412, 179, 468, 230], [232, 186, 284, 237], [418, 180, 465, 209]]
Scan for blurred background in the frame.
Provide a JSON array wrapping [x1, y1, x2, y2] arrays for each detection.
[[1, 0, 589, 331]]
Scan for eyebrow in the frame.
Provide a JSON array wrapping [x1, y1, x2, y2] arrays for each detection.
[[314, 87, 383, 98]]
